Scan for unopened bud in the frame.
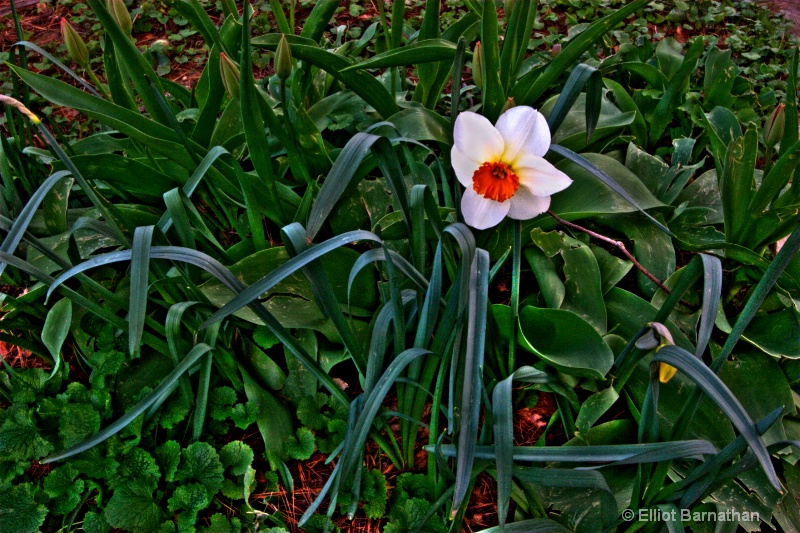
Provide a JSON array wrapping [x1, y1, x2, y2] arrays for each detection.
[[635, 322, 677, 383], [275, 35, 293, 81], [108, 0, 133, 37], [473, 42, 483, 89], [61, 18, 89, 67], [551, 43, 561, 57], [765, 103, 785, 148], [500, 97, 516, 114], [0, 95, 40, 124], [219, 52, 240, 99]]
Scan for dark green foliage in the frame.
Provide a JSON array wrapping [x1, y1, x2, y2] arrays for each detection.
[[0, 484, 48, 533]]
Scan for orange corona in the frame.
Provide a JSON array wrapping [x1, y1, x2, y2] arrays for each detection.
[[472, 162, 520, 202]]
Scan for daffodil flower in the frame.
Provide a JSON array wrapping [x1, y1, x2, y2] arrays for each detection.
[[452, 106, 573, 230]]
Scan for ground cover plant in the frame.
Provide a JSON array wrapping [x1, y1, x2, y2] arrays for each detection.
[[2, 0, 800, 532]]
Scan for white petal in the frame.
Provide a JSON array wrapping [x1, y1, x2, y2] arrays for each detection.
[[507, 187, 551, 220], [515, 154, 573, 197], [461, 188, 510, 230], [495, 106, 551, 162], [453, 111, 505, 163], [451, 146, 482, 188]]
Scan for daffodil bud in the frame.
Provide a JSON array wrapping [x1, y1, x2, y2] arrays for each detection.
[[61, 18, 89, 67], [551, 43, 561, 57], [108, 0, 133, 37], [473, 42, 483, 89], [0, 95, 40, 124], [765, 103, 785, 148], [500, 97, 516, 114], [275, 35, 293, 81], [219, 52, 240, 99], [636, 322, 677, 383]]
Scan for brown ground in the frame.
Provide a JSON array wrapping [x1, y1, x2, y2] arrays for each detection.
[[766, 0, 800, 34]]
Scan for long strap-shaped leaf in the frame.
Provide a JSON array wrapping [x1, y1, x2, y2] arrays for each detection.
[[200, 229, 383, 328], [12, 41, 102, 97], [42, 245, 348, 405], [0, 170, 70, 277], [431, 440, 717, 462], [42, 343, 212, 463], [476, 518, 572, 533], [653, 345, 781, 492], [452, 248, 490, 517], [128, 226, 153, 357], [282, 223, 367, 372], [696, 254, 722, 358], [493, 367, 551, 528], [546, 63, 602, 143], [510, 0, 652, 106], [550, 143, 672, 236]]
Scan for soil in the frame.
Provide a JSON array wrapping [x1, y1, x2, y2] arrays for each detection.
[[766, 1, 800, 34]]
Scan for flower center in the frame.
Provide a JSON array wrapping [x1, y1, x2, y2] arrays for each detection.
[[472, 162, 519, 202]]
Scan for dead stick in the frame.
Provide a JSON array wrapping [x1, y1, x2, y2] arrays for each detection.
[[547, 211, 689, 304]]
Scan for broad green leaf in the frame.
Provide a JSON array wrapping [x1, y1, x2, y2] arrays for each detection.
[[241, 367, 293, 460], [518, 306, 613, 378]]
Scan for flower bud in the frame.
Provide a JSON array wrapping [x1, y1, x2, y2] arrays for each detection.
[[500, 97, 516, 114], [108, 0, 133, 37], [275, 34, 293, 81], [0, 95, 40, 124], [635, 322, 677, 383], [61, 18, 89, 67], [473, 42, 483, 89], [551, 43, 561, 57], [765, 103, 785, 148], [219, 52, 240, 99]]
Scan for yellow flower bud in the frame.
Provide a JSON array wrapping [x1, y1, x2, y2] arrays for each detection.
[[60, 18, 89, 67], [219, 52, 241, 99], [0, 95, 40, 124], [275, 34, 293, 81], [108, 0, 133, 37]]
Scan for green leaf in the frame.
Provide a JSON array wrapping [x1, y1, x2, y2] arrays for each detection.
[[649, 37, 704, 144], [104, 481, 162, 533], [42, 343, 212, 463], [341, 40, 458, 71], [476, 519, 572, 533], [242, 367, 293, 460], [220, 441, 254, 476], [720, 127, 758, 245], [0, 406, 53, 461], [511, 0, 651, 106], [452, 249, 491, 516], [175, 442, 225, 497], [654, 346, 782, 491], [43, 464, 84, 515], [518, 306, 614, 378], [59, 403, 101, 448], [549, 146, 670, 235], [576, 387, 620, 439], [286, 427, 316, 460], [41, 297, 72, 380], [480, 0, 504, 122], [128, 226, 153, 356], [251, 35, 398, 118], [0, 484, 48, 533], [155, 440, 181, 483]]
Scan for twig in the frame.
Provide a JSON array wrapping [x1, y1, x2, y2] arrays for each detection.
[[547, 211, 689, 304]]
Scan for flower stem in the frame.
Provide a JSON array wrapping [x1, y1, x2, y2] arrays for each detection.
[[507, 219, 521, 375], [85, 67, 111, 100]]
